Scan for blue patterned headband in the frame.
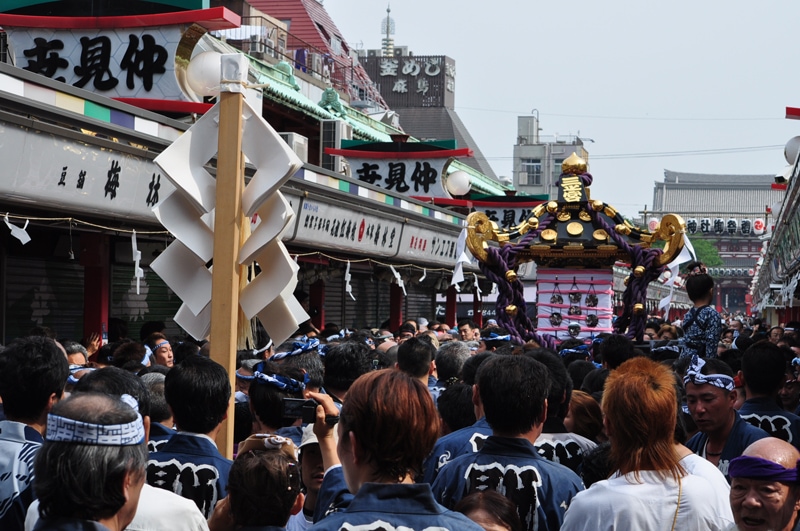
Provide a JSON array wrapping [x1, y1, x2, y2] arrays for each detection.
[[270, 337, 321, 361], [559, 345, 589, 357], [46, 409, 145, 446], [236, 369, 256, 381], [683, 355, 735, 391], [142, 345, 152, 366], [253, 366, 308, 394], [480, 332, 510, 342]]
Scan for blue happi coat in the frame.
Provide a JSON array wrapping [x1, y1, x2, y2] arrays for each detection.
[[431, 436, 584, 531], [146, 432, 232, 518]]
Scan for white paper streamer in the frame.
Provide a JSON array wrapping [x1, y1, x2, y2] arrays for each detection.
[[345, 260, 356, 301], [131, 230, 144, 295], [419, 268, 427, 283], [390, 265, 406, 296], [4, 215, 30, 245], [473, 273, 482, 298]]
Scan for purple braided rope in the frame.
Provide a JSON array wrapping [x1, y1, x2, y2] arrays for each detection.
[[589, 209, 664, 340], [479, 214, 558, 348]]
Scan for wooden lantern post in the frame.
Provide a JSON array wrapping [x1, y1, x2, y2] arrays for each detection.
[[209, 54, 246, 459]]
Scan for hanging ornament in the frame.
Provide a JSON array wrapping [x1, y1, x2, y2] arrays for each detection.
[[585, 277, 598, 308], [551, 279, 564, 305], [569, 277, 582, 303]]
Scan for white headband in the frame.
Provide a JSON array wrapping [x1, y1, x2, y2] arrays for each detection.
[[46, 413, 145, 446]]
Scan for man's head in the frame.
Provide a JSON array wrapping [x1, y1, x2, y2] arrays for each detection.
[[322, 341, 373, 397], [595, 334, 637, 370], [477, 326, 511, 353], [73, 367, 152, 420], [164, 355, 230, 434], [523, 348, 573, 421], [742, 341, 787, 397], [730, 319, 744, 333], [34, 393, 147, 528], [395, 323, 417, 344], [476, 355, 551, 437], [435, 342, 471, 383], [62, 340, 89, 366], [729, 438, 800, 531], [684, 356, 737, 436], [457, 319, 480, 342], [397, 337, 436, 380], [0, 336, 68, 424], [770, 327, 785, 344]]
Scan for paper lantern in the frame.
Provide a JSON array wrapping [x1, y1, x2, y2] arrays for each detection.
[[186, 51, 222, 97], [740, 219, 751, 235], [445, 170, 471, 196], [753, 218, 766, 235]]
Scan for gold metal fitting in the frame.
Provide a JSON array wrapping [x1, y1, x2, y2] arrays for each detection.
[[540, 229, 557, 242], [528, 217, 539, 231], [557, 211, 571, 222], [561, 152, 588, 175], [505, 270, 518, 282], [593, 229, 609, 241], [633, 303, 645, 315], [546, 201, 558, 214], [614, 224, 631, 235], [591, 200, 605, 212], [566, 222, 584, 237], [633, 265, 645, 278], [579, 211, 591, 222], [604, 205, 618, 218], [505, 305, 518, 316], [533, 205, 546, 218], [624, 276, 630, 286]]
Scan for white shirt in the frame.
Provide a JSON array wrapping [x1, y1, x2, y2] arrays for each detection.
[[26, 483, 209, 531], [561, 470, 731, 531], [680, 453, 734, 522]]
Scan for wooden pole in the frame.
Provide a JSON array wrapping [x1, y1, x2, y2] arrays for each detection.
[[209, 71, 245, 459]]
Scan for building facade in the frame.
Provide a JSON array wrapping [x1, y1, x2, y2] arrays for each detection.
[[651, 170, 783, 313], [513, 114, 589, 199]]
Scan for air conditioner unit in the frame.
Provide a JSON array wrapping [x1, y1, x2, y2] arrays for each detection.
[[248, 35, 265, 55], [265, 38, 276, 58], [279, 132, 309, 164], [308, 53, 324, 79], [320, 119, 353, 175]]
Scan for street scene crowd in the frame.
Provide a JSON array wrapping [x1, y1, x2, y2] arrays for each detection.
[[3, 266, 800, 531]]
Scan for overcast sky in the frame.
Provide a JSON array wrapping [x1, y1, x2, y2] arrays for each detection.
[[325, 0, 800, 217]]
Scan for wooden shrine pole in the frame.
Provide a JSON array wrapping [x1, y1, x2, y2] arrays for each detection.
[[209, 55, 245, 459]]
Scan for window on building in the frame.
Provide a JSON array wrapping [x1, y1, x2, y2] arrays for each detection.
[[554, 158, 564, 177], [520, 159, 542, 186]]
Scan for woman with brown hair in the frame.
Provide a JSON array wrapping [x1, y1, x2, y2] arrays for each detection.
[[307, 370, 482, 531], [564, 390, 605, 444], [561, 357, 729, 530]]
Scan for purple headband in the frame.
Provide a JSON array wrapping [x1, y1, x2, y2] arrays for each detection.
[[729, 455, 800, 483]]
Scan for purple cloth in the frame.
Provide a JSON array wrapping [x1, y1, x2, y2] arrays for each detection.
[[728, 455, 799, 482]]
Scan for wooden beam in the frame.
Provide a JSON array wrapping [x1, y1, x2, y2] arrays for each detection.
[[209, 87, 244, 460]]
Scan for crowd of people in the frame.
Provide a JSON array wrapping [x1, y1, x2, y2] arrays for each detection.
[[3, 265, 800, 530]]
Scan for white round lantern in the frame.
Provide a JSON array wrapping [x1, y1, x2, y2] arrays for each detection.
[[186, 51, 223, 97], [445, 170, 471, 196]]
